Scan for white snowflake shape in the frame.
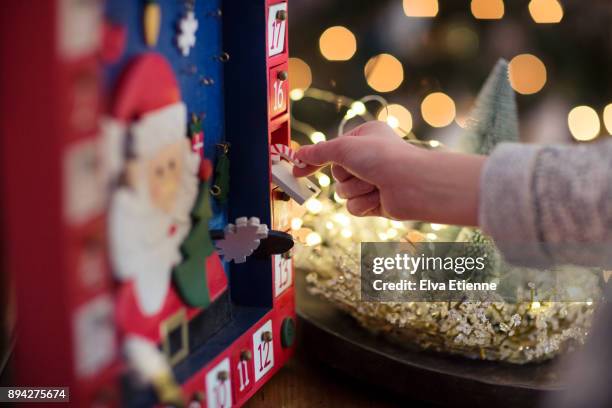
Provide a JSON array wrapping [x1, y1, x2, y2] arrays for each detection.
[[177, 11, 198, 57], [216, 217, 269, 263]]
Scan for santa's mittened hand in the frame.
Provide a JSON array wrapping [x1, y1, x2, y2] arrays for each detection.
[[215, 217, 269, 263]]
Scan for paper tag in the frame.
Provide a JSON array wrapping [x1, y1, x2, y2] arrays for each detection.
[[271, 161, 320, 205], [274, 254, 292, 297], [267, 3, 287, 57], [252, 320, 274, 381], [205, 358, 232, 408]]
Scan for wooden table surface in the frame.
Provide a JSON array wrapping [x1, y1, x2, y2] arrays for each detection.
[[244, 342, 415, 408]]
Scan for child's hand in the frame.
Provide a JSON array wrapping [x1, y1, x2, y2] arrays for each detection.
[[294, 121, 484, 226]]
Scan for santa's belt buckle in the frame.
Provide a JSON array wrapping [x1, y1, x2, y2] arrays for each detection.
[[160, 309, 189, 366]]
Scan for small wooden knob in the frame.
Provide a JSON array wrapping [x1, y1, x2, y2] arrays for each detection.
[[261, 331, 273, 342], [240, 350, 253, 361], [277, 70, 288, 81], [276, 10, 287, 21], [217, 370, 228, 382]]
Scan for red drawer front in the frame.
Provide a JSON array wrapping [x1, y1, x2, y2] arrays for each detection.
[[268, 63, 289, 118]]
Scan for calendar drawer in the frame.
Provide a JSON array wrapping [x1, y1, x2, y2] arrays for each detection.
[[266, 2, 288, 59], [268, 62, 289, 118]]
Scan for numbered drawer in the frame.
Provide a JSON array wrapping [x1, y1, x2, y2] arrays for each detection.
[[252, 320, 275, 382], [268, 63, 289, 118], [273, 253, 293, 298], [267, 2, 288, 58], [231, 340, 255, 400], [205, 358, 232, 408]]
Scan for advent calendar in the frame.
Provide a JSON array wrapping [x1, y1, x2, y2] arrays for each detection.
[[0, 0, 314, 406]]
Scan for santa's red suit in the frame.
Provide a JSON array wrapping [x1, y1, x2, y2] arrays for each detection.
[[115, 254, 227, 343], [105, 52, 228, 379]]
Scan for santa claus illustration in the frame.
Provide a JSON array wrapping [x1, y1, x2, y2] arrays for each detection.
[[104, 53, 268, 404]]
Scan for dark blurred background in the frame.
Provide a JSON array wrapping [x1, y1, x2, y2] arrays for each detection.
[[287, 0, 611, 148]]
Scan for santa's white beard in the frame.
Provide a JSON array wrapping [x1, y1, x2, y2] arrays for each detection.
[[109, 146, 201, 316]]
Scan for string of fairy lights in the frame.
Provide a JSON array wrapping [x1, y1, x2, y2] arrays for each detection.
[[289, 0, 612, 145]]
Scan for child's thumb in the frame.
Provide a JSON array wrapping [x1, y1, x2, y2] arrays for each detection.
[[293, 139, 350, 177]]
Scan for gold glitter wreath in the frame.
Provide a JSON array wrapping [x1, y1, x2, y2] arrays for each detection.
[[293, 198, 600, 364]]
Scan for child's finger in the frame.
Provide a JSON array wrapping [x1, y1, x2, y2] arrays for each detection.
[[346, 190, 380, 216], [293, 138, 355, 174], [292, 163, 321, 177], [336, 178, 376, 199], [331, 164, 353, 182]]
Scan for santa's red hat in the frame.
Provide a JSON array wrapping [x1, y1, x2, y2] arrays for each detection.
[[103, 53, 187, 165]]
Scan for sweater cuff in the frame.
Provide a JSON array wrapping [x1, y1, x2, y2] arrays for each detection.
[[479, 143, 549, 266]]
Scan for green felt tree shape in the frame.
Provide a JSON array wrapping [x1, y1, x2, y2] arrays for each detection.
[[173, 180, 215, 307], [462, 58, 519, 155]]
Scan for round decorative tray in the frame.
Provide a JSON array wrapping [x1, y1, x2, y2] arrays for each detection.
[[295, 273, 565, 408]]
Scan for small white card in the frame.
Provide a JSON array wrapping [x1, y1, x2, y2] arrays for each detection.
[[252, 320, 274, 381], [267, 3, 287, 57], [205, 358, 232, 408], [274, 254, 292, 297], [271, 161, 320, 205]]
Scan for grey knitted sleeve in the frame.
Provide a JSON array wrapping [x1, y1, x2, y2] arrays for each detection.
[[479, 140, 612, 267]]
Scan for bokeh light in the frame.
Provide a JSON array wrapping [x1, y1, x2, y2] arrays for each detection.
[[317, 173, 331, 187], [509, 54, 547, 95], [604, 104, 612, 135], [402, 0, 439, 17], [471, 0, 505, 20], [528, 0, 563, 23], [309, 131, 327, 144], [364, 54, 404, 93], [288, 57, 312, 92], [421, 92, 456, 128], [444, 24, 479, 59], [319, 26, 357, 61], [568, 106, 601, 141], [377, 104, 413, 134]]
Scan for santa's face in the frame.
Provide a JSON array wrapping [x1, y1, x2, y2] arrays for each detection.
[[145, 139, 186, 214]]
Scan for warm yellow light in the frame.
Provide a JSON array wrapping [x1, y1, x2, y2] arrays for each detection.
[[603, 104, 612, 135], [431, 223, 443, 231], [344, 109, 357, 119], [377, 104, 413, 135], [390, 220, 404, 228], [364, 54, 404, 93], [319, 26, 357, 61], [290, 89, 304, 101], [333, 213, 350, 227], [350, 101, 367, 115], [509, 54, 547, 95], [325, 221, 334, 230], [288, 57, 312, 92], [305, 232, 322, 246], [291, 218, 303, 231], [317, 173, 331, 187], [429, 140, 440, 148], [531, 301, 541, 310], [426, 232, 438, 241], [305, 198, 323, 214], [568, 106, 601, 142], [341, 228, 353, 238], [309, 131, 326, 144], [528, 0, 563, 23], [471, 0, 504, 20], [421, 92, 456, 128], [378, 232, 388, 241], [333, 192, 346, 204], [402, 0, 439, 17]]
